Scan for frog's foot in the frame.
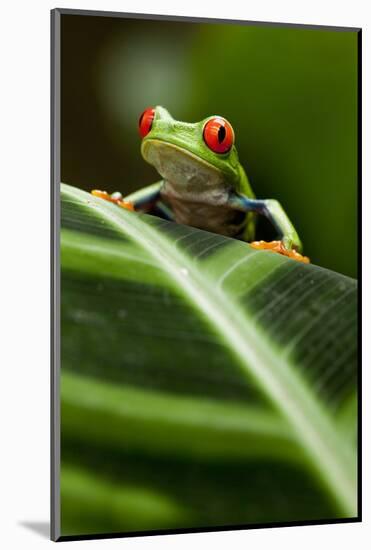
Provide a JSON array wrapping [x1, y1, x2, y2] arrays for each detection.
[[91, 190, 134, 211], [250, 240, 310, 264]]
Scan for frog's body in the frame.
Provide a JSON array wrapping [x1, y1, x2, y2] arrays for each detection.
[[92, 106, 308, 262], [146, 139, 254, 239]]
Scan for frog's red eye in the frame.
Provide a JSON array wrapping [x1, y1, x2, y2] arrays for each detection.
[[138, 107, 155, 138], [203, 117, 234, 153]]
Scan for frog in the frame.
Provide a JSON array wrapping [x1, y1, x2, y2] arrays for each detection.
[[92, 106, 309, 263]]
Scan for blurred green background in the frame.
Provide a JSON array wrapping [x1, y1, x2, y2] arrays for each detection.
[[61, 15, 358, 277]]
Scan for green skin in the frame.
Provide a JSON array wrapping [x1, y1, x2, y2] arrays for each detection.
[[121, 106, 302, 252]]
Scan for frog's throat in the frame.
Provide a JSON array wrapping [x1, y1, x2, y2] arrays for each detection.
[[141, 138, 232, 196]]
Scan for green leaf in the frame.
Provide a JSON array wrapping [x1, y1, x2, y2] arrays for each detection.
[[60, 183, 357, 535]]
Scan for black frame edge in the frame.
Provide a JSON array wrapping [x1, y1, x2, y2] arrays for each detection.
[[55, 7, 361, 32], [57, 516, 360, 543], [356, 27, 362, 523], [51, 7, 61, 543]]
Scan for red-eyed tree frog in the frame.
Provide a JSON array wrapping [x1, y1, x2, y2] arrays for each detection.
[[92, 106, 309, 263]]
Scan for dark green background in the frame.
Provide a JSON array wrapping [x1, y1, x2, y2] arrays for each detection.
[[61, 15, 358, 276]]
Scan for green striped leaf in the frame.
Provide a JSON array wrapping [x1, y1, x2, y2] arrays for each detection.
[[60, 183, 357, 536]]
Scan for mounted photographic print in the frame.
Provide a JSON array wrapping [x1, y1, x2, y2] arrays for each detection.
[[51, 8, 361, 542]]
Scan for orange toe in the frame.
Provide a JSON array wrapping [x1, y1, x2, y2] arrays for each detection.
[[91, 190, 135, 211], [91, 189, 116, 202], [117, 199, 135, 211], [250, 240, 310, 263]]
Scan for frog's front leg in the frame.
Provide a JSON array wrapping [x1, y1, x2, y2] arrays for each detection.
[[92, 181, 173, 219], [231, 194, 309, 263]]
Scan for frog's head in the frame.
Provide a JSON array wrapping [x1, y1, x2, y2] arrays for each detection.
[[138, 106, 242, 193]]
